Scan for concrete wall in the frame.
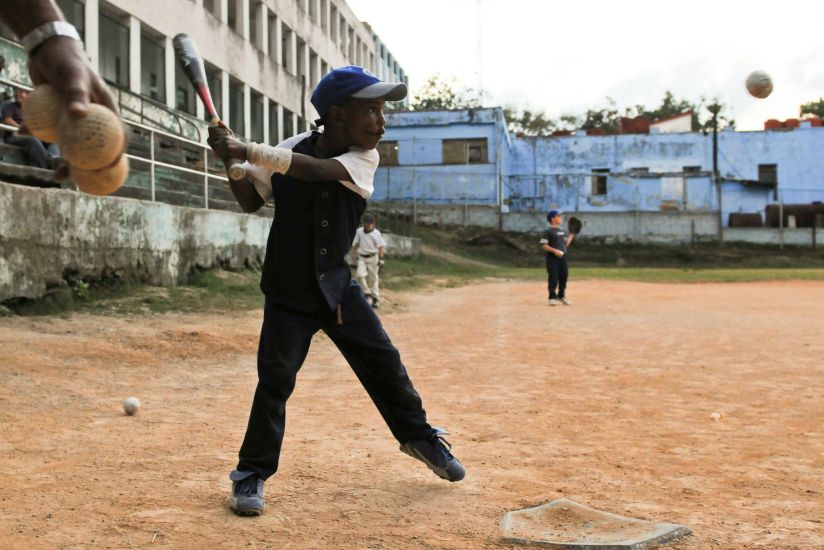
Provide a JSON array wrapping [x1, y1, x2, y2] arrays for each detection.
[[0, 181, 422, 302], [0, 181, 270, 301]]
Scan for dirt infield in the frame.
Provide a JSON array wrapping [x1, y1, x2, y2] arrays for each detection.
[[1, 280, 823, 549]]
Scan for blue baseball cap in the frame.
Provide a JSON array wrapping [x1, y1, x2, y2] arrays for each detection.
[[547, 209, 563, 221], [311, 66, 407, 123]]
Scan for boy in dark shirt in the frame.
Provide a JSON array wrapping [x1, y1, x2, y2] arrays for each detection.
[[207, 66, 465, 517], [540, 209, 575, 306]]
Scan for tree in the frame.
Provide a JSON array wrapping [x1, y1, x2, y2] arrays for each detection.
[[504, 107, 555, 136], [410, 75, 486, 111], [800, 98, 824, 118]]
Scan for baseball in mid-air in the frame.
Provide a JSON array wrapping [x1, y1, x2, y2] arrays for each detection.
[[123, 397, 141, 416], [746, 70, 773, 99]]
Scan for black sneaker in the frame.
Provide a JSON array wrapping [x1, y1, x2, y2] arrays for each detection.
[[229, 471, 265, 516], [400, 428, 466, 482]]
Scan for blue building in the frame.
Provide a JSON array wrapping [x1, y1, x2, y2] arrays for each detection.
[[379, 108, 824, 238]]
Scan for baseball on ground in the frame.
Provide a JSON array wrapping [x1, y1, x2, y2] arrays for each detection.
[[123, 397, 141, 416]]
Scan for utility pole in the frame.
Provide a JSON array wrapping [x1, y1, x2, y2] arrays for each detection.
[[708, 102, 723, 246]]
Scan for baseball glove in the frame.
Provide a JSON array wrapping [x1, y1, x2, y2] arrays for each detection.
[[568, 216, 582, 235]]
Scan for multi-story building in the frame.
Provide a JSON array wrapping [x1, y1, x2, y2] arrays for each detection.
[[0, 0, 407, 210]]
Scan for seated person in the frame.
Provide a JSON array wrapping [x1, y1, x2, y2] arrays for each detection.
[[2, 87, 58, 169]]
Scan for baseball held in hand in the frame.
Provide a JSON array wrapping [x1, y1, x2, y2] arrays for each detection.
[[72, 155, 129, 196], [58, 104, 125, 169], [21, 85, 61, 143], [746, 70, 773, 99], [123, 396, 141, 416]]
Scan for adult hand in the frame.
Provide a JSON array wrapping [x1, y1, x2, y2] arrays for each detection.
[[25, 36, 128, 168], [556, 250, 565, 258], [28, 36, 119, 117], [207, 122, 247, 162]]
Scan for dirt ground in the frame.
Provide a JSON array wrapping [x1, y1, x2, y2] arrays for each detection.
[[1, 279, 823, 549]]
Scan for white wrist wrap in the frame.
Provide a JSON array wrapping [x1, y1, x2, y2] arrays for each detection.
[[247, 142, 292, 174]]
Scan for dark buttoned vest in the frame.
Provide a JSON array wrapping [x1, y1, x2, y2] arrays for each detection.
[[260, 132, 366, 312]]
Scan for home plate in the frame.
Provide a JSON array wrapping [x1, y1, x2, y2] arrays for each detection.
[[500, 498, 691, 548]]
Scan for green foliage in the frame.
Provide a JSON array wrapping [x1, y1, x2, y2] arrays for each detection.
[[503, 91, 734, 136], [503, 107, 556, 136], [800, 98, 824, 118], [410, 75, 487, 111]]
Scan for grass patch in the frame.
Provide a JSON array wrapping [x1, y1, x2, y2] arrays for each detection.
[[573, 267, 824, 284], [4, 269, 264, 317]]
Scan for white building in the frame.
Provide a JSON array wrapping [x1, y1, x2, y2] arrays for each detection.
[[2, 0, 407, 143]]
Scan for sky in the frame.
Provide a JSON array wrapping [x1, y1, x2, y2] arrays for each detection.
[[345, 0, 824, 130]]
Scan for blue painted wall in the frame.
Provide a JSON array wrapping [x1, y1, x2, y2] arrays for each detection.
[[382, 108, 824, 225]]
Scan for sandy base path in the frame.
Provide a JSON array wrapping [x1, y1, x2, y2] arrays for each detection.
[[1, 280, 823, 549]]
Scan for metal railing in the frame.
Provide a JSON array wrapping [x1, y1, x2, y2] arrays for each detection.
[[122, 118, 231, 209]]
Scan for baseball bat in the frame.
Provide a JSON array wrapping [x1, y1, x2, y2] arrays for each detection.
[[173, 33, 246, 180]]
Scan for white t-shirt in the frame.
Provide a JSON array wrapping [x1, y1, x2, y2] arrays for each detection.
[[241, 131, 379, 202], [352, 227, 385, 255]]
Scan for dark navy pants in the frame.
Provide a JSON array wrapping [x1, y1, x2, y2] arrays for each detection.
[[236, 281, 433, 480], [546, 256, 569, 300]]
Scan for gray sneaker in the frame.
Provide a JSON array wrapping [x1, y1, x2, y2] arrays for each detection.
[[549, 299, 557, 306], [229, 471, 265, 516], [561, 297, 571, 305], [400, 428, 466, 482]]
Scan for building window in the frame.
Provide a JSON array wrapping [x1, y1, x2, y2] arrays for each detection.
[[309, 0, 317, 25], [268, 100, 279, 144], [377, 141, 398, 166], [250, 90, 264, 143], [320, 0, 328, 33], [56, 0, 85, 42], [297, 37, 307, 85], [591, 168, 609, 196], [229, 78, 244, 136], [442, 138, 488, 165], [227, 0, 242, 34], [205, 64, 222, 122], [330, 4, 338, 42], [175, 59, 196, 115], [309, 51, 319, 88], [268, 12, 278, 61], [141, 31, 166, 102], [758, 164, 777, 185], [99, 13, 129, 88], [249, 1, 260, 48], [283, 108, 295, 138], [282, 23, 294, 73]]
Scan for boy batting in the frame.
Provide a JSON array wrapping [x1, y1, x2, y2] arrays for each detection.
[[207, 66, 465, 517], [540, 209, 575, 306]]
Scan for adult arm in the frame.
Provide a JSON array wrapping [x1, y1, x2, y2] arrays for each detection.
[[0, 0, 120, 117]]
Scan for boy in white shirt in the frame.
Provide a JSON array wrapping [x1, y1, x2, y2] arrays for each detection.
[[351, 212, 385, 308]]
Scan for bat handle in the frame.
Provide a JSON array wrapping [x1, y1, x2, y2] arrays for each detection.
[[226, 158, 246, 180], [208, 117, 247, 180]]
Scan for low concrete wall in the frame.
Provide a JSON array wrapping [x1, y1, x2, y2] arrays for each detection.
[[0, 182, 271, 301], [0, 182, 423, 302], [376, 203, 721, 243], [723, 227, 820, 247]]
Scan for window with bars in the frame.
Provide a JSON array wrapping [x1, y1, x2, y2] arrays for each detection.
[[758, 164, 777, 185], [377, 141, 399, 166], [591, 168, 609, 196], [442, 139, 488, 165]]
